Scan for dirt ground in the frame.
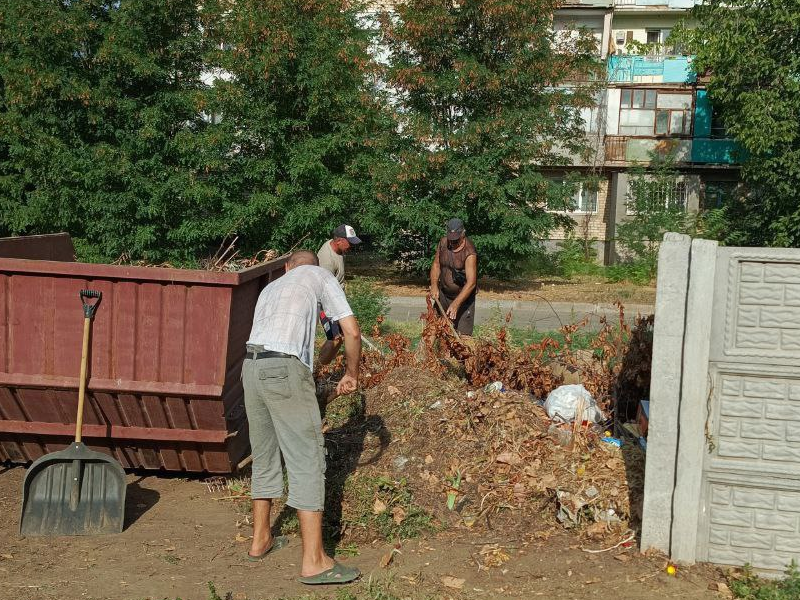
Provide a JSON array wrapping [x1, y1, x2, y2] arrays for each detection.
[[0, 466, 725, 600]]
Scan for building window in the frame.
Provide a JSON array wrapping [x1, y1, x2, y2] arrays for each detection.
[[627, 180, 688, 214], [619, 89, 692, 136], [548, 180, 598, 213], [644, 29, 678, 55]]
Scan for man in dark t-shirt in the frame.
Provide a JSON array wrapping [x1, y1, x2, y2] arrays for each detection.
[[429, 218, 478, 335]]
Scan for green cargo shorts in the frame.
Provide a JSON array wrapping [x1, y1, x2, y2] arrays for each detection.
[[242, 354, 326, 512]]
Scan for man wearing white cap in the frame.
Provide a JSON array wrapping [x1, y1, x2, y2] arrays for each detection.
[[317, 224, 362, 285]]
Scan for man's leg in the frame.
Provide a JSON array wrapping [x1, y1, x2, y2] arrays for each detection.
[[242, 357, 285, 557], [267, 359, 338, 576], [251, 499, 274, 556], [297, 510, 334, 577]]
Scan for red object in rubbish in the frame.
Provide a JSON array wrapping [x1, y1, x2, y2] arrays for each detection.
[[0, 245, 287, 473]]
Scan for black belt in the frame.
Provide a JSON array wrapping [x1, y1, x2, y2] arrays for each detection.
[[245, 350, 294, 360]]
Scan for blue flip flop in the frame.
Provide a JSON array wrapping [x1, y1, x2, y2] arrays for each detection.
[[298, 561, 361, 585], [247, 535, 289, 561]]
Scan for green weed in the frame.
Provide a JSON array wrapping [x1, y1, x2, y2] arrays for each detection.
[[729, 562, 800, 600], [343, 474, 437, 541], [346, 277, 390, 333], [335, 542, 361, 557]]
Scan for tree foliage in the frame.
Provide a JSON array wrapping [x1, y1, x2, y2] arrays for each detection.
[[371, 0, 601, 277], [0, 0, 213, 262], [199, 0, 392, 255], [680, 0, 800, 247], [0, 0, 389, 262]]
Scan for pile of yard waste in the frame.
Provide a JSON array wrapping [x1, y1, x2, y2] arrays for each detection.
[[315, 300, 652, 547]]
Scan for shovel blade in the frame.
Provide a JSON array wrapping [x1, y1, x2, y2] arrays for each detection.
[[20, 443, 126, 536]]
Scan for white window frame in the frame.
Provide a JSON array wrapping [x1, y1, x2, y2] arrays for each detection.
[[549, 181, 599, 214]]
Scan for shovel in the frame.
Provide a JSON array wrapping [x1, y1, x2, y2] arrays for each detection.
[[20, 290, 127, 536]]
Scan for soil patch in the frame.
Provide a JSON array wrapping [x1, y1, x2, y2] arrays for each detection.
[[0, 466, 723, 600]]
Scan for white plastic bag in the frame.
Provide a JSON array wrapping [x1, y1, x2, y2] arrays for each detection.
[[544, 384, 603, 423]]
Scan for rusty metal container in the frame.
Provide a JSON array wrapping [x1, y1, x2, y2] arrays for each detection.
[[0, 253, 287, 473]]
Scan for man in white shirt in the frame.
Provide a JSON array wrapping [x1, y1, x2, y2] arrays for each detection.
[[317, 224, 362, 285], [243, 250, 361, 584]]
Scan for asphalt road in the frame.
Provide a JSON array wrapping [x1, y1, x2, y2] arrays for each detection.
[[388, 296, 654, 331]]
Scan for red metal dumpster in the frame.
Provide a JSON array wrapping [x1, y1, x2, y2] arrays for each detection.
[[0, 254, 287, 473]]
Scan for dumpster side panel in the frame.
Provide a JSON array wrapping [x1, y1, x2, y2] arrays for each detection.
[[0, 267, 234, 471], [0, 256, 285, 472]]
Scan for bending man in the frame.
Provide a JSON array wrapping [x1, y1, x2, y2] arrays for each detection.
[[243, 250, 361, 584]]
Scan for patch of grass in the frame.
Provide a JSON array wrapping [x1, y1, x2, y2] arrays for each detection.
[[334, 542, 360, 557], [728, 562, 800, 600], [325, 392, 365, 429], [379, 320, 423, 345], [160, 554, 180, 565], [279, 506, 300, 535], [342, 474, 437, 541]]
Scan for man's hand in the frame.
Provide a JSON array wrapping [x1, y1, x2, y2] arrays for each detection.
[[336, 373, 358, 396], [446, 301, 460, 320]]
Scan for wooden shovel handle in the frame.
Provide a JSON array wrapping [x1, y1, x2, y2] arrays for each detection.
[[75, 316, 91, 443]]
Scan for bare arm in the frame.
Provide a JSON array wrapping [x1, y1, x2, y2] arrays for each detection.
[[446, 254, 477, 318], [429, 247, 441, 297], [318, 338, 343, 365], [336, 315, 361, 395]]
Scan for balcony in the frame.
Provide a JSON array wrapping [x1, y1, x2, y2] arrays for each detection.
[[607, 55, 696, 84], [560, 0, 613, 6], [604, 136, 740, 165], [691, 139, 742, 165], [614, 0, 700, 8]]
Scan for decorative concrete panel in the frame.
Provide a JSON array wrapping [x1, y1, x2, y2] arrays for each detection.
[[705, 481, 800, 570], [714, 372, 800, 476], [725, 257, 800, 358]]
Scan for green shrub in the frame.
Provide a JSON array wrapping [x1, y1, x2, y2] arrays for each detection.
[[606, 262, 655, 285], [345, 277, 390, 333], [613, 152, 697, 284], [555, 235, 604, 277], [729, 562, 800, 600]]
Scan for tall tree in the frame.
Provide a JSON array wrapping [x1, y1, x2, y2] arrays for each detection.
[[374, 0, 601, 277], [199, 0, 392, 254], [0, 0, 216, 262], [682, 0, 800, 247]]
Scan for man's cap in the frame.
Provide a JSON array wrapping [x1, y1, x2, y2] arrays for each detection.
[[333, 224, 362, 245], [446, 217, 465, 241]]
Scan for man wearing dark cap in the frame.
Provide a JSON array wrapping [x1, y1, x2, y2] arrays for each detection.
[[317, 224, 362, 285], [429, 218, 478, 335]]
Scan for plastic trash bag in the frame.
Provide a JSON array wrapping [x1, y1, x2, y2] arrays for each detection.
[[544, 384, 603, 423]]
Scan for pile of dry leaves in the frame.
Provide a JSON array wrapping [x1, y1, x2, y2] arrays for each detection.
[[317, 302, 652, 546]]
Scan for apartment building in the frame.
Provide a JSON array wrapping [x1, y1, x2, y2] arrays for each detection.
[[551, 0, 741, 263]]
